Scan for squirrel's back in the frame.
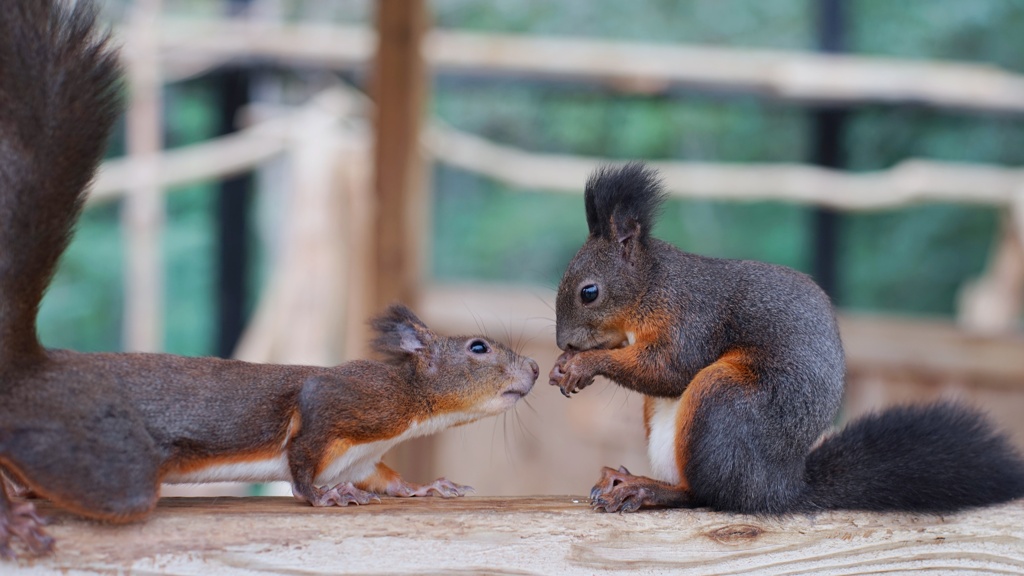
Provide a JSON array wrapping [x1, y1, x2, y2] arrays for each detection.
[[652, 239, 845, 392], [0, 1, 122, 368]]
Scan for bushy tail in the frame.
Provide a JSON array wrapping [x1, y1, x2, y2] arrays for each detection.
[[804, 402, 1024, 512], [0, 1, 121, 366]]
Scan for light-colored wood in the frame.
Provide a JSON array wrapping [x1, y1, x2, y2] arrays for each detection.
[[88, 87, 366, 205], [91, 123, 286, 204], [153, 18, 1024, 112], [14, 497, 1024, 575], [427, 123, 1024, 210], [957, 216, 1024, 335], [121, 0, 165, 353], [90, 108, 1024, 213], [232, 106, 351, 366], [839, 313, 1024, 391]]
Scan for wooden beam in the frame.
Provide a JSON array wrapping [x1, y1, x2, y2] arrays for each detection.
[[23, 497, 1024, 574], [153, 18, 1024, 113], [371, 0, 427, 311], [88, 88, 363, 205], [90, 111, 1024, 213], [426, 124, 1024, 210]]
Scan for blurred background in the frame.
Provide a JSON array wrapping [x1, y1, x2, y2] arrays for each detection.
[[47, 0, 1024, 497]]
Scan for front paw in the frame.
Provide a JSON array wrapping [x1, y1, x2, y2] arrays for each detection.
[[548, 352, 596, 398], [0, 500, 54, 559]]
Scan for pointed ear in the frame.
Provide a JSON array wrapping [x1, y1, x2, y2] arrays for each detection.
[[371, 304, 435, 360], [583, 162, 665, 257], [611, 214, 642, 262]]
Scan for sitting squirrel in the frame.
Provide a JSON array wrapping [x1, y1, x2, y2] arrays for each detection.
[[549, 162, 1024, 514], [0, 0, 539, 558]]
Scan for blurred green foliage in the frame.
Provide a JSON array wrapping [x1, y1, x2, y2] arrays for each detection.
[[35, 0, 1024, 354]]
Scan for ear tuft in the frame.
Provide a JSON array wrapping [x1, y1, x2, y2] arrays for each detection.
[[370, 304, 434, 361], [584, 162, 666, 247]]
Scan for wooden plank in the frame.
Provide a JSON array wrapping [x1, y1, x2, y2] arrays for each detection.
[[426, 124, 1024, 210], [154, 18, 1024, 113], [15, 497, 1024, 574], [839, 314, 1024, 390]]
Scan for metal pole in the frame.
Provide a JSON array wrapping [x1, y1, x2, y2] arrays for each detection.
[[811, 0, 847, 301], [216, 0, 253, 358]]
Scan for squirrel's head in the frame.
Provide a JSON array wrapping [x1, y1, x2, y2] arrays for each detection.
[[371, 304, 540, 419], [555, 162, 666, 352]]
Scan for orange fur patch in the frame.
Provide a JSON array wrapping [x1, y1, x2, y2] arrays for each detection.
[[674, 348, 758, 490], [354, 462, 402, 494], [643, 396, 655, 439]]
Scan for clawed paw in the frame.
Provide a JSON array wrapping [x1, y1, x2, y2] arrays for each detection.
[[591, 485, 648, 513], [589, 465, 648, 513], [548, 352, 595, 398], [310, 482, 381, 507], [411, 478, 473, 498], [589, 465, 633, 501], [0, 500, 54, 559]]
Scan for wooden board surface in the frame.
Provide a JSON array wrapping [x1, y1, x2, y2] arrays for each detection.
[[11, 496, 1024, 575]]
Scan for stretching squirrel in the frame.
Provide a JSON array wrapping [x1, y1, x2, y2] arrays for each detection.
[[0, 0, 539, 558], [549, 162, 1024, 514]]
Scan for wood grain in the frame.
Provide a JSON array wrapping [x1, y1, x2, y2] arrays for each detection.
[[12, 497, 1024, 575]]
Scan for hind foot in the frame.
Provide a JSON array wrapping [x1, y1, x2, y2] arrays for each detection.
[[304, 482, 381, 507], [386, 477, 474, 498], [590, 465, 694, 513], [0, 492, 53, 559]]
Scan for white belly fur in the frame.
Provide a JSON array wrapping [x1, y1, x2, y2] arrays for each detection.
[[162, 454, 291, 484], [647, 397, 681, 485], [315, 412, 475, 485], [163, 412, 478, 487]]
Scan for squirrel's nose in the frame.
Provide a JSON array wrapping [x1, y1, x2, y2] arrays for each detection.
[[527, 359, 540, 380]]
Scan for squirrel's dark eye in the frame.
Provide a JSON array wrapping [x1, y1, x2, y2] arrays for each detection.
[[468, 339, 490, 354], [580, 284, 599, 304]]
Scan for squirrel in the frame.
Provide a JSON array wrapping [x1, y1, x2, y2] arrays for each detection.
[[549, 162, 1024, 514], [0, 0, 540, 558]]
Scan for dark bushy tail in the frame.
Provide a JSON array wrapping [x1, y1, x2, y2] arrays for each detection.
[[0, 1, 121, 366], [804, 402, 1024, 512]]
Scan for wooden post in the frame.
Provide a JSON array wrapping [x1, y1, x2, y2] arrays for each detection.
[[372, 0, 433, 481], [122, 0, 165, 353], [371, 0, 428, 311]]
